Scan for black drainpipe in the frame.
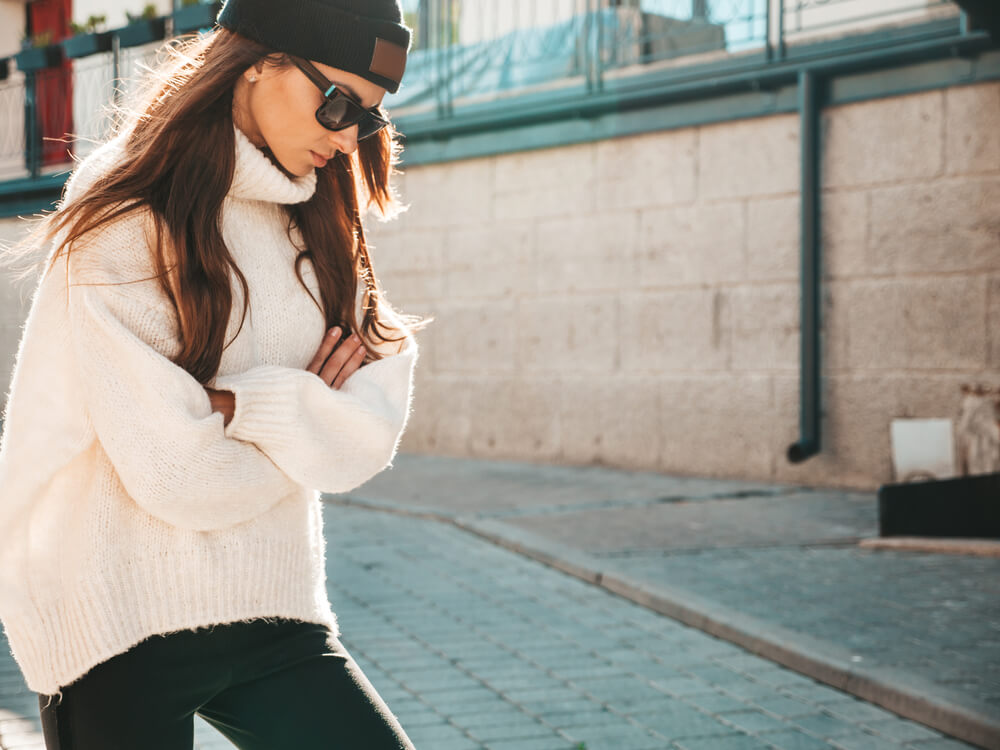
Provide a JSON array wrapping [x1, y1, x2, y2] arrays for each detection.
[[788, 68, 824, 463]]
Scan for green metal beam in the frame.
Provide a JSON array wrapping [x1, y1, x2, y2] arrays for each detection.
[[2, 17, 997, 215]]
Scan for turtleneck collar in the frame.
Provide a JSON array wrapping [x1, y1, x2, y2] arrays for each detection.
[[230, 124, 318, 204]]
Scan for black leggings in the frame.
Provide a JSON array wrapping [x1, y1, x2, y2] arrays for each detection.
[[37, 617, 416, 750]]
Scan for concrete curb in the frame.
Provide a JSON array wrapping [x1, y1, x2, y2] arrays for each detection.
[[327, 493, 1000, 750], [858, 537, 1000, 558]]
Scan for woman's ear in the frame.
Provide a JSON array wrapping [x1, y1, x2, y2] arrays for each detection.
[[243, 61, 265, 83]]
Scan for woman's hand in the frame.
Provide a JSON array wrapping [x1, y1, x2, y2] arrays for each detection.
[[307, 326, 368, 390], [204, 387, 235, 426]]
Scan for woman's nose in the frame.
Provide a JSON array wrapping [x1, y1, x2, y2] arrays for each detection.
[[328, 123, 360, 155]]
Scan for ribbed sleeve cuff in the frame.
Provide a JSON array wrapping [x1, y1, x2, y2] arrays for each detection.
[[212, 365, 311, 445], [211, 343, 417, 447]]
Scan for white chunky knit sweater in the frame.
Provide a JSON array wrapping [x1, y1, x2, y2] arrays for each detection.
[[0, 124, 419, 696]]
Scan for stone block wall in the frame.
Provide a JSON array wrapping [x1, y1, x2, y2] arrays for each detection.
[[0, 80, 996, 490], [366, 80, 1000, 489]]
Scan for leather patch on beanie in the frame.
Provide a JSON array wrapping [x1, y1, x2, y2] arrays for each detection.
[[369, 37, 406, 85]]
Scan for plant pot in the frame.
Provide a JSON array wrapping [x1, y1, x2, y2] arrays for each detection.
[[172, 1, 222, 34], [62, 31, 114, 59], [0, 58, 9, 81], [878, 471, 1000, 538], [14, 44, 64, 72], [116, 17, 166, 49]]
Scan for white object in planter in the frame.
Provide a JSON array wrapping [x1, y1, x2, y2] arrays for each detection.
[[890, 418, 956, 483]]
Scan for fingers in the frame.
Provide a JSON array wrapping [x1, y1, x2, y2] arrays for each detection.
[[331, 346, 366, 390], [317, 329, 369, 389], [306, 327, 343, 375]]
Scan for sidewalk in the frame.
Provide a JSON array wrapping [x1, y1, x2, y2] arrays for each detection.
[[329, 454, 1000, 750], [0, 455, 996, 750]]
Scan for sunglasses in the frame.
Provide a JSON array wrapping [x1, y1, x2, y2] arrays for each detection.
[[287, 55, 390, 142]]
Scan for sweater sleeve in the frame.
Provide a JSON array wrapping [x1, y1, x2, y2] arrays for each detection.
[[64, 219, 302, 532], [209, 291, 419, 495]]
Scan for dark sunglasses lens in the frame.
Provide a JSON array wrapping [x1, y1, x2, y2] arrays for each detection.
[[316, 98, 354, 129], [357, 117, 387, 140]]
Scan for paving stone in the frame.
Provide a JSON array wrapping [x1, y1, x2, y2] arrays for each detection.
[[718, 708, 796, 734], [560, 721, 667, 750], [674, 733, 774, 750], [750, 695, 817, 719], [822, 699, 906, 725], [466, 716, 556, 743], [906, 739, 982, 750], [484, 737, 581, 750], [757, 728, 837, 750], [793, 712, 868, 738], [682, 689, 753, 714], [780, 683, 857, 705], [862, 718, 942, 743], [652, 675, 718, 697], [404, 721, 476, 745], [828, 729, 908, 750], [633, 704, 736, 740], [450, 706, 543, 731]]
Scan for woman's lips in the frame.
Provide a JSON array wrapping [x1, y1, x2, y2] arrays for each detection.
[[310, 150, 328, 168]]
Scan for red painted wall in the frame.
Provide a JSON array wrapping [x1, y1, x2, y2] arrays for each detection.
[[27, 0, 74, 166]]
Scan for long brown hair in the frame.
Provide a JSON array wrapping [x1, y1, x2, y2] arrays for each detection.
[[1, 27, 429, 384]]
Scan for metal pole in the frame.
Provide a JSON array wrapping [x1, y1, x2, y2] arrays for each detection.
[[25, 71, 40, 178], [765, 0, 773, 61], [777, 0, 786, 61], [418, 0, 430, 49], [594, 0, 603, 92], [111, 32, 121, 108], [788, 67, 822, 464]]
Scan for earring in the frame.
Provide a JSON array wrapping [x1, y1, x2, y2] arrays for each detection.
[[249, 75, 257, 82]]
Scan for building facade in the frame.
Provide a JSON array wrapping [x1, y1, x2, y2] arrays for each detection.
[[0, 0, 997, 490]]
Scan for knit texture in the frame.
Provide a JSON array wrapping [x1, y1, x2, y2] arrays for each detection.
[[0, 124, 418, 696]]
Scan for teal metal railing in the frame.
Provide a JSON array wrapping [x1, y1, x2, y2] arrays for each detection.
[[0, 0, 969, 184]]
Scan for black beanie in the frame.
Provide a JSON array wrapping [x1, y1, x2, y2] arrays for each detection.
[[216, 0, 411, 94]]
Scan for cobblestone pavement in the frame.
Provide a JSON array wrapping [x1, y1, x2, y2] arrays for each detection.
[[0, 500, 984, 749], [334, 455, 1000, 748]]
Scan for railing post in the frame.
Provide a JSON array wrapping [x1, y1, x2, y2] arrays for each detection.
[[594, 0, 603, 92], [418, 0, 430, 49], [777, 0, 786, 60], [24, 71, 41, 178], [112, 33, 122, 108], [584, 0, 603, 94], [766, 0, 773, 60]]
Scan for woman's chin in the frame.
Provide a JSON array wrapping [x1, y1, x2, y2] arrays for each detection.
[[261, 147, 312, 179]]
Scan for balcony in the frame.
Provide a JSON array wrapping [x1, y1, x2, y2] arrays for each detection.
[[0, 0, 974, 215]]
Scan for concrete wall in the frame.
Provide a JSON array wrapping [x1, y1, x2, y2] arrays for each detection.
[[0, 0, 26, 58], [365, 80, 1000, 490], [1, 80, 996, 491]]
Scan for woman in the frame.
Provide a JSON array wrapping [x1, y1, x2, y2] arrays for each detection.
[[0, 0, 429, 747]]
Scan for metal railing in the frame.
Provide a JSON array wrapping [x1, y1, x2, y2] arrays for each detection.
[[0, 0, 964, 182], [0, 37, 162, 182], [386, 0, 959, 114]]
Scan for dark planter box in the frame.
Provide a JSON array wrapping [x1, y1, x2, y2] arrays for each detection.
[[878, 472, 1000, 538], [62, 31, 114, 59], [172, 1, 222, 33], [0, 58, 9, 81], [116, 17, 167, 49], [14, 44, 64, 72]]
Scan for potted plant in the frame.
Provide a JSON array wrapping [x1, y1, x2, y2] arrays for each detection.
[[116, 3, 166, 49], [15, 30, 64, 72], [172, 0, 222, 34], [63, 14, 112, 59]]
